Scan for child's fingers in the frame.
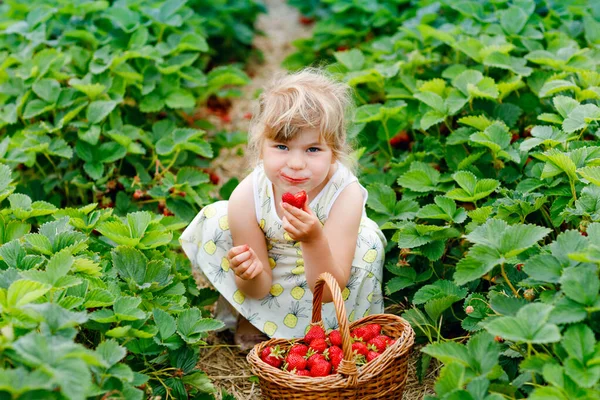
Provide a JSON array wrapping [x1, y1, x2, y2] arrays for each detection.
[[227, 244, 249, 261], [233, 257, 254, 277], [282, 202, 309, 220], [240, 261, 260, 280], [282, 210, 309, 233], [282, 216, 301, 239], [230, 249, 252, 267]]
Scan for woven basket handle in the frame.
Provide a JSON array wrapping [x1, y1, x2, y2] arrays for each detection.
[[311, 272, 359, 381]]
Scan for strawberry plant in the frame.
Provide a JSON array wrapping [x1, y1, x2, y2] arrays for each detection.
[[0, 163, 225, 399], [288, 0, 600, 397], [0, 0, 262, 220]]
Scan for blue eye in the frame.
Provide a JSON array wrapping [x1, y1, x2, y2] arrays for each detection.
[[307, 147, 320, 153], [276, 144, 288, 150]]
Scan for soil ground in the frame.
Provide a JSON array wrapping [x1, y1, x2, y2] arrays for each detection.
[[196, 1, 437, 398]]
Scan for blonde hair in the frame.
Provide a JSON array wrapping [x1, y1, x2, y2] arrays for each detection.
[[247, 67, 356, 172]]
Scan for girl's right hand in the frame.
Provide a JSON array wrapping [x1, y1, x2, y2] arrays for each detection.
[[227, 244, 264, 280]]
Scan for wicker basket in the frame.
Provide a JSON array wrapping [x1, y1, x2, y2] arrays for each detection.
[[247, 272, 415, 400]]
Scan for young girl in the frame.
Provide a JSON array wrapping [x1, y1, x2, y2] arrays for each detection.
[[180, 68, 386, 345]]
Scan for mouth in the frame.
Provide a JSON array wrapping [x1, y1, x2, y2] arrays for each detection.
[[281, 174, 308, 184]]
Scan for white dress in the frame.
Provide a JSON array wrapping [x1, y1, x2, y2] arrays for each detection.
[[179, 162, 387, 339]]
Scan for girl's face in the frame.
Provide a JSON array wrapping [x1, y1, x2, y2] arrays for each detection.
[[261, 127, 336, 200]]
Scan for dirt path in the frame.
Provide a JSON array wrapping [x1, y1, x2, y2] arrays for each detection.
[[197, 1, 436, 398], [208, 0, 314, 183]]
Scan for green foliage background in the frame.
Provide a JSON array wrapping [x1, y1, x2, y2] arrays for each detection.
[[286, 0, 600, 399], [0, 0, 264, 399]]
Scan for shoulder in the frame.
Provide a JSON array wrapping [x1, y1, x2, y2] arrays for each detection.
[[228, 174, 255, 218], [327, 181, 364, 222]]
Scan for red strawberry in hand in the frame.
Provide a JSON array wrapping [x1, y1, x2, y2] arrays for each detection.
[[282, 190, 307, 208]]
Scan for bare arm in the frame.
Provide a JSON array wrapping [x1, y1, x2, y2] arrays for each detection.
[[282, 182, 363, 303], [227, 175, 273, 299]]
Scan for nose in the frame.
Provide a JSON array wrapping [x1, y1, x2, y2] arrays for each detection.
[[287, 151, 305, 170]]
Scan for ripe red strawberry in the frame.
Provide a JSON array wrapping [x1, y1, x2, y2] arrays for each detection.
[[282, 190, 307, 209], [305, 325, 326, 343], [296, 369, 311, 376], [515, 263, 523, 271], [389, 131, 411, 148], [367, 335, 388, 353], [289, 343, 309, 357], [328, 345, 343, 369], [351, 327, 369, 342], [309, 338, 328, 354], [209, 172, 220, 185], [285, 353, 307, 371], [310, 360, 332, 377], [328, 330, 342, 346], [352, 342, 369, 357], [299, 16, 314, 25], [260, 346, 283, 368], [366, 351, 380, 362], [307, 353, 326, 369], [365, 324, 381, 340]]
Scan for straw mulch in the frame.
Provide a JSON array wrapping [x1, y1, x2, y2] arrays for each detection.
[[197, 331, 438, 400]]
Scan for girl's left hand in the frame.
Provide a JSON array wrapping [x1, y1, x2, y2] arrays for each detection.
[[281, 197, 323, 243]]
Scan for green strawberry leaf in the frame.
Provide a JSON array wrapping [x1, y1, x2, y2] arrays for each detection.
[[447, 171, 499, 203], [334, 49, 365, 71], [397, 162, 441, 192], [367, 183, 419, 220], [559, 265, 599, 306], [177, 307, 224, 344], [483, 303, 561, 343]]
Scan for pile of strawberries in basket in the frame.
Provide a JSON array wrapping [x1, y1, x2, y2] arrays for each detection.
[[260, 324, 396, 377]]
